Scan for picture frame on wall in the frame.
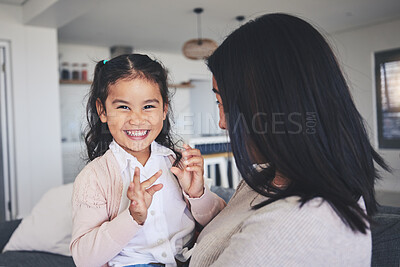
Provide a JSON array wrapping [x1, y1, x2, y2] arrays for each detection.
[[375, 48, 400, 149]]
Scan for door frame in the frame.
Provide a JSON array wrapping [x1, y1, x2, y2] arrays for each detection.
[[0, 40, 17, 221]]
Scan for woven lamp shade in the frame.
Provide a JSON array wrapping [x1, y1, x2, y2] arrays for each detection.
[[182, 38, 218, 60]]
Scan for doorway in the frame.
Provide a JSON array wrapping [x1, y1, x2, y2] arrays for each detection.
[[0, 40, 16, 221]]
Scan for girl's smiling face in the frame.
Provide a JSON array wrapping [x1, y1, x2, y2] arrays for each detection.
[[97, 78, 167, 161]]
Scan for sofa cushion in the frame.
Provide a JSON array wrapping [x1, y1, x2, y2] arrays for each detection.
[[371, 208, 400, 267], [0, 219, 21, 252], [0, 251, 75, 267], [210, 186, 235, 203], [2, 183, 73, 256]]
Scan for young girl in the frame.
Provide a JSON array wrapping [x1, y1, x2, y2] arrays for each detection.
[[70, 54, 225, 267]]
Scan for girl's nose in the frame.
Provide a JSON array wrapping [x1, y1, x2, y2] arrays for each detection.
[[129, 111, 145, 125]]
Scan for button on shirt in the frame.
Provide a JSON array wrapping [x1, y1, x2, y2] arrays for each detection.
[[108, 141, 195, 267]]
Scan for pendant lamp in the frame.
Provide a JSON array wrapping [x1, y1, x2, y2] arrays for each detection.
[[182, 8, 218, 60], [236, 15, 245, 24]]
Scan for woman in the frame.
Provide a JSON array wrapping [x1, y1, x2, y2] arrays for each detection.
[[189, 13, 389, 266]]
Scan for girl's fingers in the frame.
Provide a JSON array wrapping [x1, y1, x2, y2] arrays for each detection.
[[185, 165, 204, 173], [127, 187, 141, 204], [183, 156, 203, 167], [183, 144, 191, 150], [170, 166, 184, 179], [182, 149, 201, 157], [127, 182, 134, 199], [133, 167, 141, 191], [182, 144, 201, 158], [130, 200, 144, 217], [146, 183, 163, 196], [141, 170, 162, 188]]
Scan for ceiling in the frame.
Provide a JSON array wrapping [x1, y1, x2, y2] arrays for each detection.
[[0, 0, 26, 5], [8, 0, 400, 54]]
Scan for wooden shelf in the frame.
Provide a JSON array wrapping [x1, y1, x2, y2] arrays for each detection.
[[60, 80, 92, 85], [168, 82, 194, 88]]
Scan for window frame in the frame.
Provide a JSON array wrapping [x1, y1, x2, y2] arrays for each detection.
[[375, 48, 400, 149]]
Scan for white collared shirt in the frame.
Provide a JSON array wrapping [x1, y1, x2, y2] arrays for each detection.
[[108, 140, 195, 267]]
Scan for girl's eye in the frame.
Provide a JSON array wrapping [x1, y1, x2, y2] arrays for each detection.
[[216, 100, 221, 105], [117, 105, 130, 110], [143, 105, 155, 110]]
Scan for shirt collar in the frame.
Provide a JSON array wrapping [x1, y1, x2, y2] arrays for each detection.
[[109, 140, 175, 173], [150, 141, 175, 158]]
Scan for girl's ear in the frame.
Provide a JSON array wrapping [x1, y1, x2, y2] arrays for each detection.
[[163, 103, 168, 120], [96, 99, 107, 123]]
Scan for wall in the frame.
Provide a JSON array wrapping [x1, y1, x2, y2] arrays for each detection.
[[188, 80, 222, 138], [135, 49, 210, 84], [0, 4, 62, 218], [331, 19, 400, 195]]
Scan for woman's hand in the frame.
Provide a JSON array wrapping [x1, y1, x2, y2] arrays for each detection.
[[171, 144, 205, 198], [127, 167, 163, 225]]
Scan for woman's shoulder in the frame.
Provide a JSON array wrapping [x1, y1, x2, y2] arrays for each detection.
[[237, 181, 352, 228], [249, 195, 369, 242], [253, 196, 342, 226], [238, 196, 371, 264], [220, 195, 370, 266]]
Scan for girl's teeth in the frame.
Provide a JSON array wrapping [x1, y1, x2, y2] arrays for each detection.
[[126, 130, 148, 137]]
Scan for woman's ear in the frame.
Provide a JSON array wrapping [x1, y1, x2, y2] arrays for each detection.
[[96, 99, 107, 123], [163, 103, 168, 120]]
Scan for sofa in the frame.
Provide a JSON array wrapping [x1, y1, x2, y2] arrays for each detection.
[[0, 186, 399, 267]]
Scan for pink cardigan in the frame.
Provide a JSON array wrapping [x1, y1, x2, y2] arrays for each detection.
[[70, 149, 226, 267]]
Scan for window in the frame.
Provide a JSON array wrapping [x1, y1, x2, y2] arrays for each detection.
[[375, 48, 400, 149]]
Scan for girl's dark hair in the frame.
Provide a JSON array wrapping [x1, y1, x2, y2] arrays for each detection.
[[85, 53, 181, 166], [207, 13, 390, 233]]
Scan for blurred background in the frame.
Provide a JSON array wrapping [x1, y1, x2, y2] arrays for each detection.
[[0, 0, 399, 220]]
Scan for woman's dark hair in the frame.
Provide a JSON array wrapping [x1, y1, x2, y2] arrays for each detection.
[[207, 13, 390, 233], [85, 53, 181, 166]]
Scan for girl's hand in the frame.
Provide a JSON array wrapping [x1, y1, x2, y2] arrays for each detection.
[[127, 167, 163, 225], [171, 144, 204, 198]]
